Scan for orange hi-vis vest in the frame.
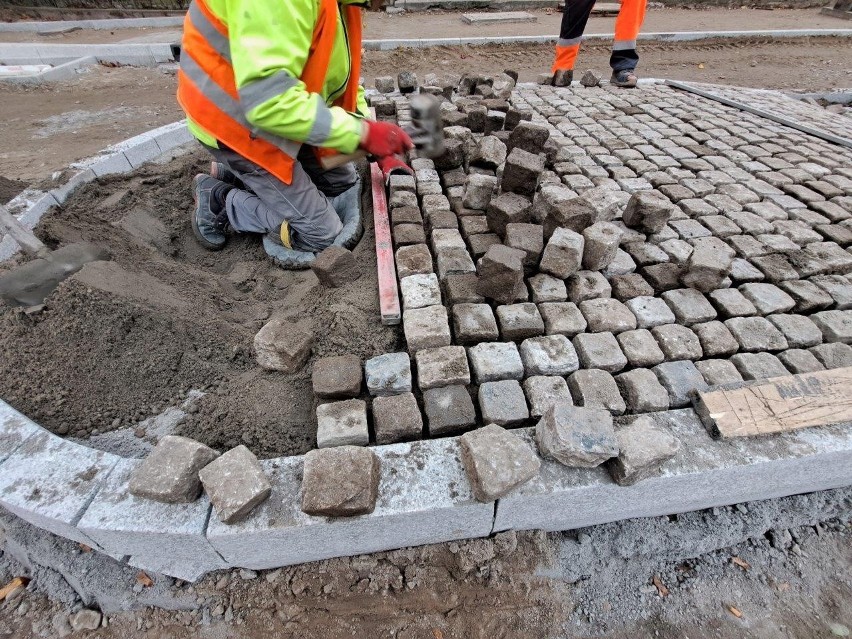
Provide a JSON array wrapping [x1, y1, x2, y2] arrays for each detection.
[[177, 0, 363, 185]]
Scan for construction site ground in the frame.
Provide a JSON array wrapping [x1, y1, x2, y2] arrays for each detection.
[[1, 6, 851, 639]]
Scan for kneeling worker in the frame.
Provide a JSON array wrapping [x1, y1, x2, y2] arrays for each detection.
[[553, 0, 648, 88], [178, 0, 412, 253]]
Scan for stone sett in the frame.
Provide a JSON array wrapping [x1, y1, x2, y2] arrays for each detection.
[[476, 244, 525, 304], [811, 310, 852, 344], [523, 376, 573, 419], [582, 222, 623, 270], [707, 288, 758, 318], [615, 368, 670, 413], [739, 283, 796, 315], [254, 319, 313, 373], [395, 244, 433, 279], [539, 228, 584, 279], [810, 342, 852, 369], [312, 354, 362, 399], [501, 148, 545, 198], [725, 317, 789, 352], [400, 273, 442, 310], [573, 332, 628, 372], [777, 349, 825, 374], [691, 321, 740, 358], [653, 360, 709, 408], [467, 233, 502, 259], [539, 302, 588, 337], [478, 380, 530, 427], [567, 369, 626, 416], [611, 273, 655, 301], [496, 303, 545, 340], [316, 399, 369, 448], [695, 359, 744, 386], [536, 404, 618, 468], [730, 353, 791, 381], [365, 352, 412, 396], [452, 303, 499, 343], [625, 296, 676, 328], [811, 275, 852, 310], [443, 272, 484, 304], [519, 335, 580, 376], [661, 288, 717, 326], [579, 298, 637, 334], [504, 223, 544, 268], [128, 436, 218, 504], [487, 193, 533, 237], [617, 329, 666, 368], [622, 190, 675, 233], [372, 393, 423, 444], [301, 447, 380, 517], [528, 274, 567, 303], [463, 174, 499, 210], [415, 346, 471, 390], [767, 314, 823, 349], [311, 247, 361, 288], [403, 305, 452, 353], [423, 385, 477, 436], [608, 415, 680, 487], [199, 446, 271, 525], [567, 271, 612, 303], [468, 341, 524, 383], [459, 424, 540, 502], [651, 324, 703, 361]]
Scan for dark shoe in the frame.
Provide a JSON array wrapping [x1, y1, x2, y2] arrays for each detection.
[[552, 69, 573, 87], [210, 161, 243, 188], [191, 174, 231, 250], [610, 69, 638, 88]]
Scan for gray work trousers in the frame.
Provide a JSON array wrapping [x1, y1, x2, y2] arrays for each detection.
[[208, 145, 357, 252]]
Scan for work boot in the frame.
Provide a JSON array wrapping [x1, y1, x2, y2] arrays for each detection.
[[610, 69, 638, 88], [210, 161, 244, 189], [191, 174, 232, 250], [552, 69, 573, 87]]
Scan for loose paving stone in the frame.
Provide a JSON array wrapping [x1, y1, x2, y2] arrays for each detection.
[[661, 288, 717, 325], [128, 436, 218, 503], [311, 247, 361, 288], [535, 403, 618, 468], [579, 298, 638, 333], [615, 368, 671, 413], [681, 246, 733, 293], [464, 174, 499, 210], [528, 274, 567, 302], [496, 303, 545, 340], [316, 399, 370, 448], [739, 283, 796, 315], [539, 228, 584, 278], [567, 271, 612, 303], [519, 335, 580, 376], [507, 121, 550, 155], [608, 415, 680, 487], [539, 301, 588, 337], [622, 190, 675, 233], [471, 135, 507, 170], [653, 360, 709, 408], [524, 376, 573, 419], [725, 316, 789, 352], [254, 319, 313, 373], [400, 273, 442, 310], [467, 233, 502, 259], [707, 288, 758, 318], [811, 310, 852, 344], [691, 321, 740, 357], [651, 324, 703, 361], [365, 352, 412, 396], [415, 346, 471, 390], [504, 223, 544, 267], [395, 244, 433, 279], [199, 446, 272, 524], [397, 71, 418, 93], [602, 249, 637, 277], [625, 296, 676, 328], [695, 359, 744, 386], [810, 342, 852, 369], [403, 305, 452, 353], [643, 263, 686, 293], [468, 341, 524, 382], [730, 353, 790, 381], [312, 354, 362, 399], [567, 369, 626, 415], [459, 424, 540, 502], [777, 349, 825, 374], [502, 148, 545, 197], [574, 332, 628, 372], [617, 329, 666, 367], [767, 314, 823, 348], [452, 303, 499, 343], [582, 222, 623, 270], [477, 244, 525, 304], [301, 446, 381, 517], [423, 385, 477, 436], [611, 273, 655, 301], [487, 193, 533, 237], [372, 393, 423, 444], [478, 380, 530, 427]]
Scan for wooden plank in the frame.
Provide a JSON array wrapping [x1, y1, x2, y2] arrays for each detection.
[[694, 367, 852, 439], [370, 162, 401, 326]]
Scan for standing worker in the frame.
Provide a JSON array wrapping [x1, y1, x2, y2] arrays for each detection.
[[552, 0, 647, 88], [178, 0, 412, 254]]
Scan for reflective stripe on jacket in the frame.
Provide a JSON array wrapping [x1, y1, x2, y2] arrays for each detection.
[[177, 0, 369, 185]]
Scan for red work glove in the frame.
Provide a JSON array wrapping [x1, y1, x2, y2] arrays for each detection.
[[359, 120, 414, 159], [378, 155, 414, 181]]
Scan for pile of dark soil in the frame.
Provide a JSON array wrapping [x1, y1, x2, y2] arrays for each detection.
[[0, 176, 26, 204], [0, 151, 400, 457]]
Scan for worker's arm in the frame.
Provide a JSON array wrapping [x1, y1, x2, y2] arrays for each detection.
[[229, 0, 363, 153], [355, 85, 371, 119]]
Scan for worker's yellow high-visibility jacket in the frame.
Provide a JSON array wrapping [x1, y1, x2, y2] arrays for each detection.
[[177, 0, 370, 185]]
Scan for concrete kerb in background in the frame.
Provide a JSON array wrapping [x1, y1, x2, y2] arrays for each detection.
[[0, 55, 97, 85], [0, 41, 175, 67], [0, 114, 851, 583], [0, 16, 185, 33]]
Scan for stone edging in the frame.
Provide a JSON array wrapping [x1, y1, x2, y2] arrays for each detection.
[[1, 119, 851, 584], [0, 16, 185, 33]]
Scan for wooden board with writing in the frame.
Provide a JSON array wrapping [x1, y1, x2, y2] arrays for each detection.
[[694, 367, 852, 439]]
